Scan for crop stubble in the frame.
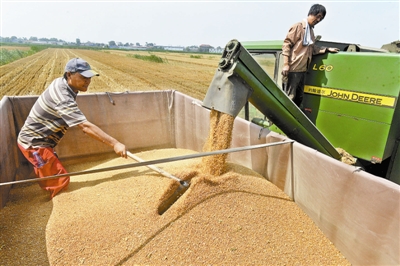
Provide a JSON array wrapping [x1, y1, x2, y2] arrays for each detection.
[[0, 48, 219, 100]]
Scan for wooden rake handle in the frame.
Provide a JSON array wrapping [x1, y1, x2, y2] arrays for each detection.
[[126, 151, 184, 184]]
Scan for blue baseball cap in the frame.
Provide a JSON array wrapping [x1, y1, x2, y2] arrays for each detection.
[[64, 58, 99, 78]]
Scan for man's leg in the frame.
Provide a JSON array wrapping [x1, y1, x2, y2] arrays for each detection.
[[285, 72, 306, 107], [18, 144, 70, 198], [294, 72, 306, 107], [284, 72, 296, 100]]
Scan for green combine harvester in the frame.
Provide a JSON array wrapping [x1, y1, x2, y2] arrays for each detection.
[[203, 39, 400, 184]]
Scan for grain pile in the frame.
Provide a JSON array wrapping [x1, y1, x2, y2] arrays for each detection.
[[0, 109, 350, 265], [337, 147, 357, 165], [0, 149, 350, 265]]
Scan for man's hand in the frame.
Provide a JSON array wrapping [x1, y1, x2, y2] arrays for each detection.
[[328, 47, 339, 53], [113, 142, 127, 158], [281, 65, 290, 76]]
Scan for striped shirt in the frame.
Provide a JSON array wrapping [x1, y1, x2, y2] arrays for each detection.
[[18, 77, 87, 149]]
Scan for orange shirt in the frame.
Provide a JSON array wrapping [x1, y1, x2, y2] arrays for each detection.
[[282, 20, 326, 72]]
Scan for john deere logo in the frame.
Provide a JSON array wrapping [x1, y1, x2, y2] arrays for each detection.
[[304, 86, 396, 108]]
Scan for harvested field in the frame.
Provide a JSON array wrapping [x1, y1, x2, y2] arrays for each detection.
[[0, 48, 220, 100]]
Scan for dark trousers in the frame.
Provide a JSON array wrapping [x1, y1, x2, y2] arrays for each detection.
[[283, 72, 306, 107]]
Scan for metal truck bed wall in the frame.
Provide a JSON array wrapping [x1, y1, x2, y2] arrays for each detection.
[[0, 90, 399, 265]]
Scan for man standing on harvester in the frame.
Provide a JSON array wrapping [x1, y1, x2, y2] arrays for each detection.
[[281, 3, 339, 107], [17, 58, 127, 198]]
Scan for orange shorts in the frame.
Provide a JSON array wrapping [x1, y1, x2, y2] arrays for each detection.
[[18, 144, 70, 198]]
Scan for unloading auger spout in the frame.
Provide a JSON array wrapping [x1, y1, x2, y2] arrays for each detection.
[[202, 39, 341, 160]]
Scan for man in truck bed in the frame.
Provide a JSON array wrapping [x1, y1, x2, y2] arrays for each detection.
[[17, 58, 128, 198]]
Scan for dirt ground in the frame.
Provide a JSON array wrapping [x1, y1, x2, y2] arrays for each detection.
[[0, 48, 220, 100]]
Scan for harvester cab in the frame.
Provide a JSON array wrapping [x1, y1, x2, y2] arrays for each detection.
[[203, 39, 400, 184]]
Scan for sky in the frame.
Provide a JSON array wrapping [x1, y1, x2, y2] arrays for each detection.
[[1, 0, 399, 49]]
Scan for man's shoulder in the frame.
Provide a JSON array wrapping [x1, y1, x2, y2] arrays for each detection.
[[53, 77, 67, 87], [47, 77, 67, 92], [291, 20, 305, 28], [46, 77, 76, 103]]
